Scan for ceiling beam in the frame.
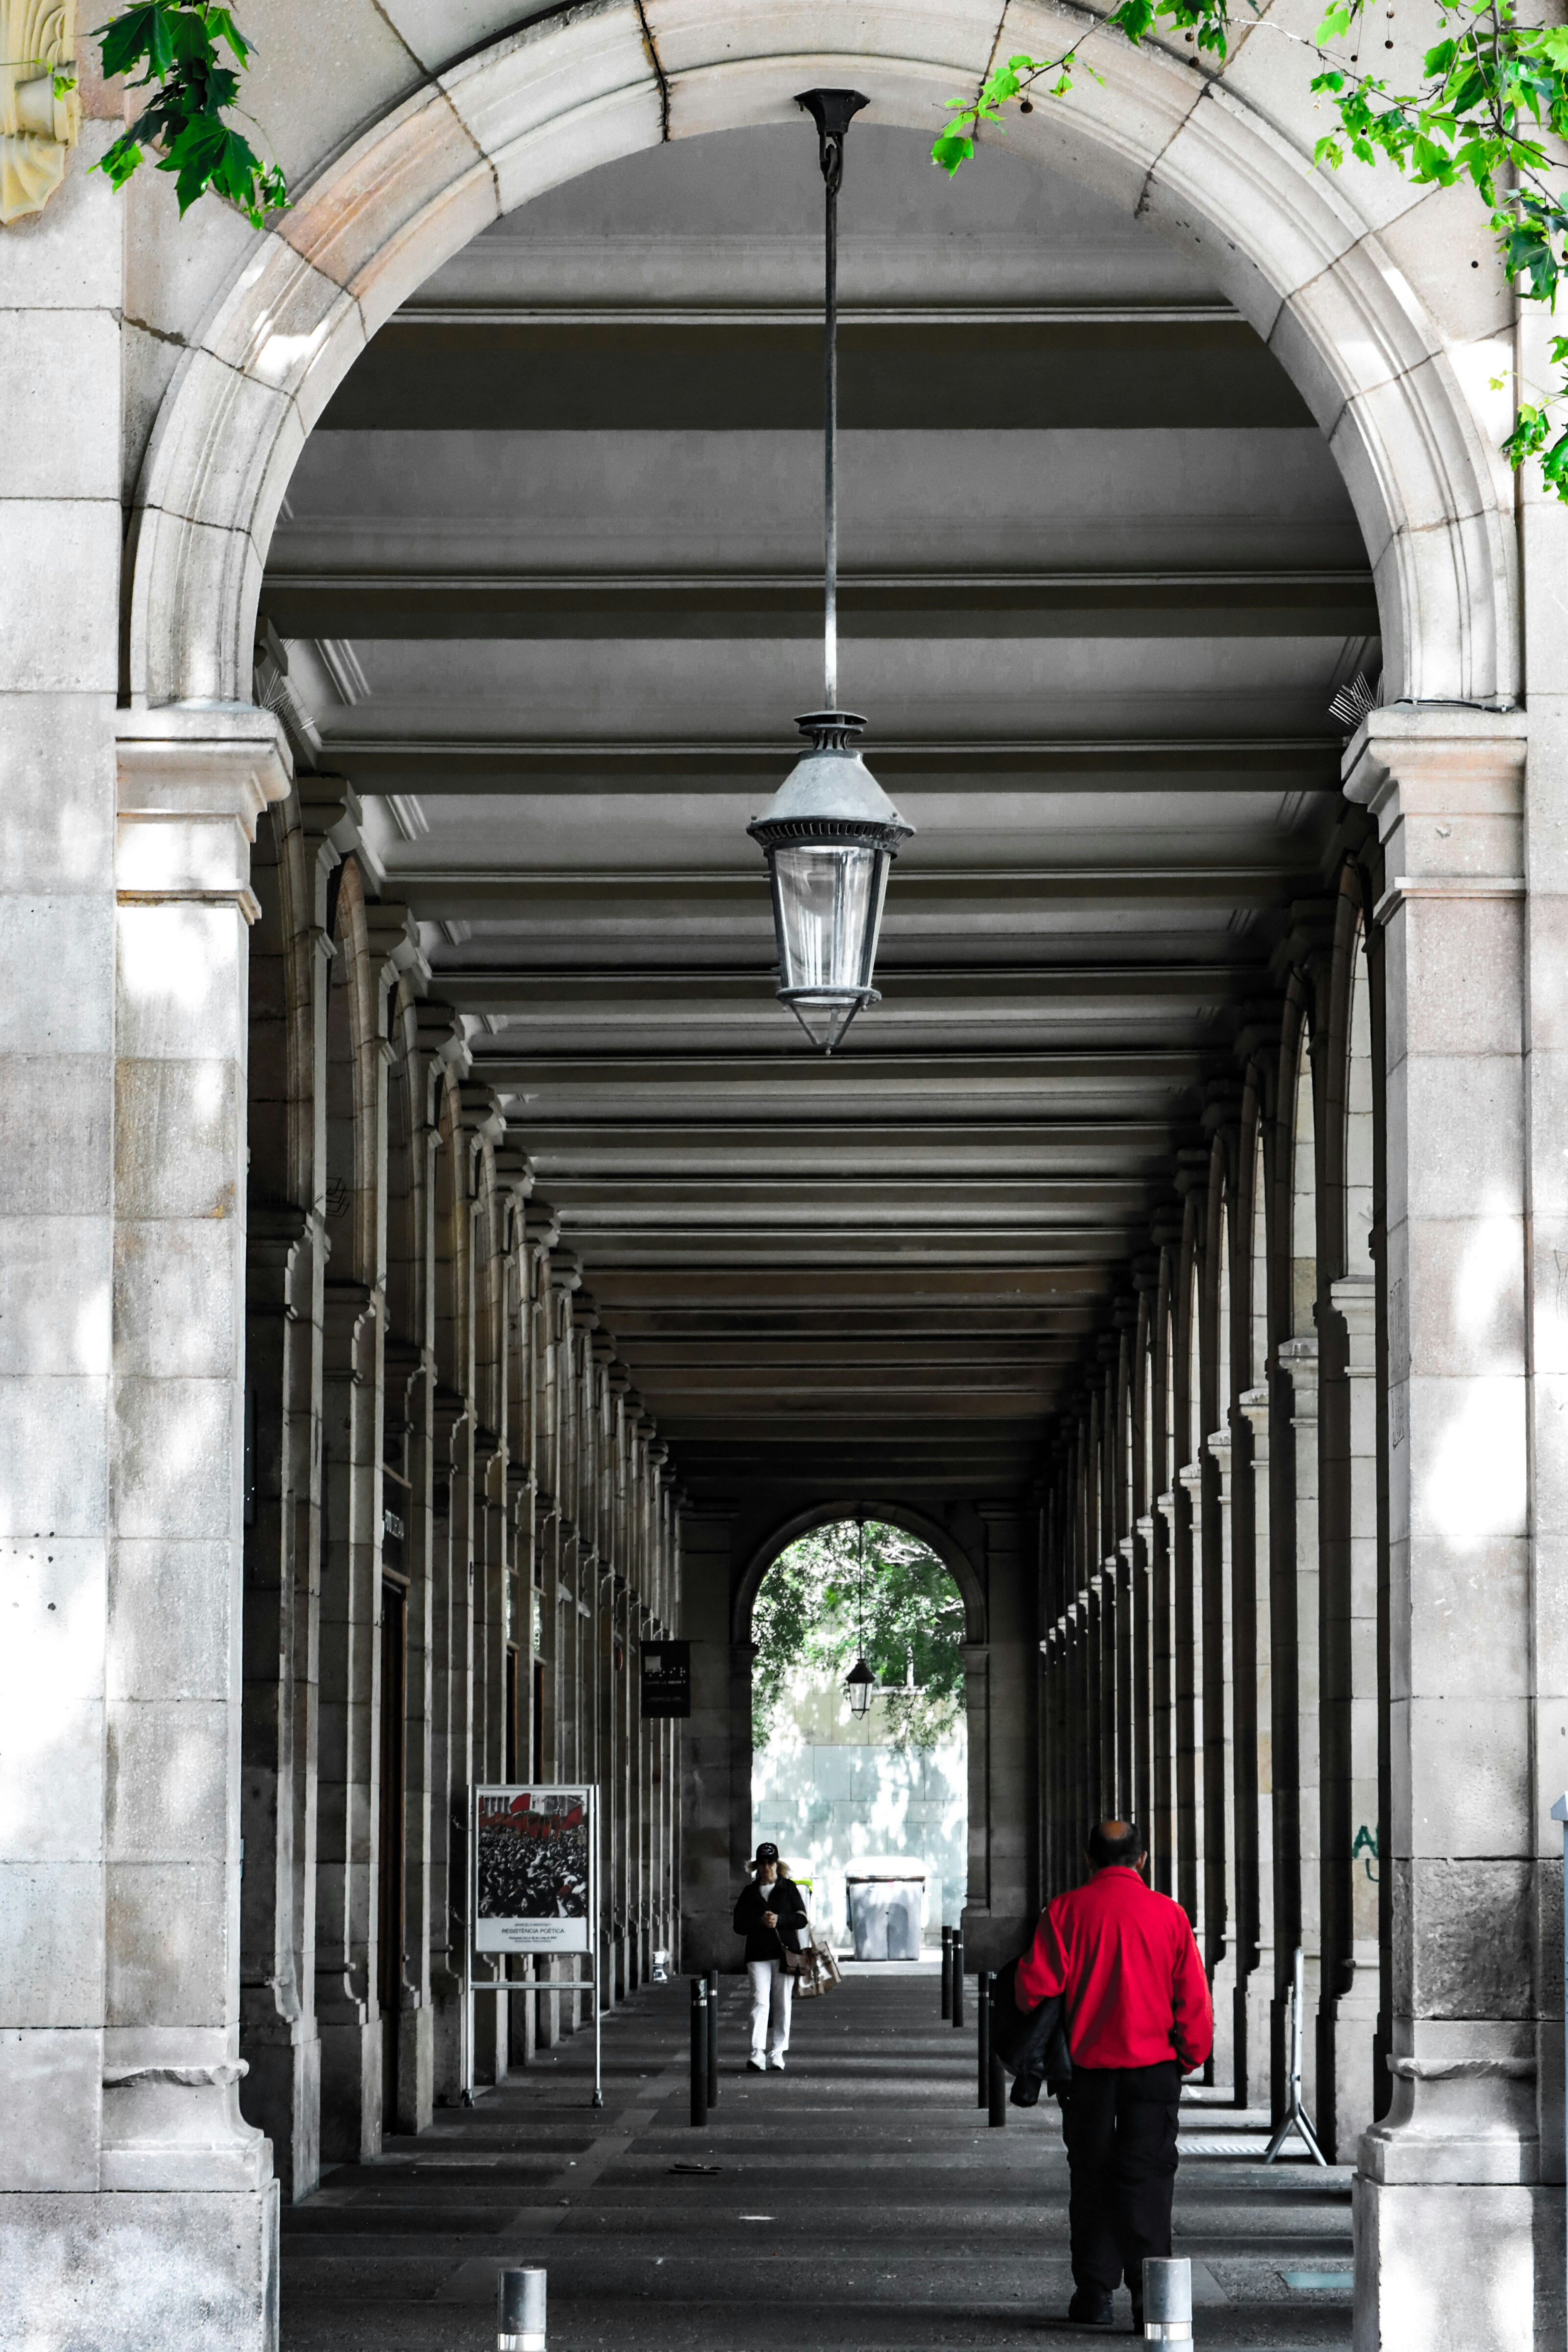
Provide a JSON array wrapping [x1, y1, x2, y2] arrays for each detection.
[[430, 962, 1269, 1010], [263, 567, 1375, 641], [400, 868, 1316, 918], [327, 737, 1341, 795]]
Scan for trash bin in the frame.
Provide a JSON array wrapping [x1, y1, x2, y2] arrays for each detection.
[[846, 1857, 927, 1960]]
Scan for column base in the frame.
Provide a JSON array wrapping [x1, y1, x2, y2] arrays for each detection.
[[318, 2010, 381, 2163], [1209, 1953, 1238, 2094], [239, 2025, 319, 2203], [1240, 1948, 1273, 2110], [396, 1998, 434, 2133], [1353, 2176, 1561, 2352], [1320, 1983, 1381, 2163], [0, 2186, 279, 2352]]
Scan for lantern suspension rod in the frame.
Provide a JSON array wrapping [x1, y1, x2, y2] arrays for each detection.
[[799, 91, 868, 711]]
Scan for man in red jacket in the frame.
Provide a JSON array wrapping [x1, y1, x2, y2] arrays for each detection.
[[1016, 1818, 1212, 2331]]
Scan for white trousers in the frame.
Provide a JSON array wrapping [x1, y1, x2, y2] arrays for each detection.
[[747, 1958, 794, 2059]]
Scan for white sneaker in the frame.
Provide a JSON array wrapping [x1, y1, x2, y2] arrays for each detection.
[[747, 2057, 766, 2073], [768, 2055, 786, 2071]]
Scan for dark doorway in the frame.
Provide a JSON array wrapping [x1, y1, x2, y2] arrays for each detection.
[[379, 1574, 408, 2130], [506, 1642, 520, 1783]]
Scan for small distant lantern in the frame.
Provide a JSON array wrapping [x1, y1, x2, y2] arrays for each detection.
[[844, 1656, 877, 1719]]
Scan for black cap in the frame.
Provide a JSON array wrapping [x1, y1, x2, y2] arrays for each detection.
[[754, 1842, 780, 1865]]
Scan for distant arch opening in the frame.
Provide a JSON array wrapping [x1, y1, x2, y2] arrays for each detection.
[[748, 1519, 968, 1955]]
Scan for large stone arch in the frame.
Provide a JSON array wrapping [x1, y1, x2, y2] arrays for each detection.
[[734, 1496, 987, 1646], [125, 0, 1516, 711]]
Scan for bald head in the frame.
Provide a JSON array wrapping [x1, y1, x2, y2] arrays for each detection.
[[1087, 1818, 1145, 1869]]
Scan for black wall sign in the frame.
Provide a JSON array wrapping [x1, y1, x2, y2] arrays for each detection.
[[641, 1640, 691, 1719]]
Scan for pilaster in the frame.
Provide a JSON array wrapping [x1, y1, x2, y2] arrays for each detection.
[[1343, 707, 1537, 2349]]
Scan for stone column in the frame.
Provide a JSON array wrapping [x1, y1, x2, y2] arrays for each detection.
[[1321, 1273, 1382, 2159], [1176, 1460, 1205, 1941], [1278, 1333, 1323, 2122], [1205, 1430, 1239, 2096], [105, 706, 290, 2325], [1151, 1491, 1178, 1895], [1344, 709, 1536, 2351], [677, 1506, 739, 1973], [0, 120, 126, 2330], [1239, 1387, 1277, 2118], [966, 1505, 1038, 1965]]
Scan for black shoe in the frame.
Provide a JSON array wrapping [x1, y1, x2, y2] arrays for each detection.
[[1067, 2288, 1115, 2326]]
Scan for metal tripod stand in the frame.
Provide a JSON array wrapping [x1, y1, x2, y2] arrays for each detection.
[[1264, 1944, 1327, 2165]]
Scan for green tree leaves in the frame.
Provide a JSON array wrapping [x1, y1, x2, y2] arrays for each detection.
[[931, 0, 1568, 498], [94, 2, 286, 225], [752, 1521, 966, 1753]]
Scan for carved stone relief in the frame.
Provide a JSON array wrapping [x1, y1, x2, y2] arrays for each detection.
[[1, 0, 79, 223]]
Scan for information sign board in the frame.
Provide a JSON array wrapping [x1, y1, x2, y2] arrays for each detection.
[[473, 1785, 595, 1953], [640, 1640, 691, 1719]]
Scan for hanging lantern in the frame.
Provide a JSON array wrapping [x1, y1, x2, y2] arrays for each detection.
[[844, 1656, 877, 1719], [747, 89, 914, 1054], [748, 716, 911, 1052]]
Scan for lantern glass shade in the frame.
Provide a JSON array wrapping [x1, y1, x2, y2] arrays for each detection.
[[766, 838, 892, 1050], [845, 1656, 876, 1718]]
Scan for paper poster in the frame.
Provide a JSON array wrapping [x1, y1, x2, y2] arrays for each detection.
[[473, 1785, 594, 1953]]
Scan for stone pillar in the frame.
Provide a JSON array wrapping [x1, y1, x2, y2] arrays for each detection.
[[965, 1505, 1038, 1964], [677, 1506, 739, 1973], [1344, 709, 1537, 2352], [1239, 1386, 1277, 2118], [1151, 1491, 1178, 1896], [240, 1209, 323, 2203], [1205, 1431, 1239, 2096], [1321, 1273, 1382, 2159], [1279, 1333, 1323, 2122], [0, 122, 128, 2334], [1176, 1460, 1205, 1940], [93, 707, 287, 2336]]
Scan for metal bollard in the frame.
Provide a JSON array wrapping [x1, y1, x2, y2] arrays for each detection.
[[941, 1925, 953, 2020], [1141, 2257, 1192, 2342], [498, 2267, 546, 2352], [977, 1970, 992, 2107], [951, 1935, 965, 2029], [706, 1969, 720, 2108], [988, 2050, 1007, 2127], [689, 1976, 708, 2128]]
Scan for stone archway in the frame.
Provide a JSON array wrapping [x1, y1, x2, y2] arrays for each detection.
[[125, 0, 1515, 712], [735, 1497, 987, 1645], [739, 1503, 980, 1957]]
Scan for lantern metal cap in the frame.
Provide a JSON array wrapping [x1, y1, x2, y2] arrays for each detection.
[[748, 712, 913, 850]]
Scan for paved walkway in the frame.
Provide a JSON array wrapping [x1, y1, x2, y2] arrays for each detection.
[[281, 1971, 1354, 2350]]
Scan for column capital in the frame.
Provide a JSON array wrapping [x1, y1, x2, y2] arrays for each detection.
[[1343, 705, 1528, 924], [116, 702, 292, 920]]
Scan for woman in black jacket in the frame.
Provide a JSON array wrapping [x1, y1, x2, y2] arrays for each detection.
[[733, 1842, 809, 2072]]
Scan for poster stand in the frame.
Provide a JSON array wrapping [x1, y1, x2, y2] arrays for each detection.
[[468, 1784, 603, 2109]]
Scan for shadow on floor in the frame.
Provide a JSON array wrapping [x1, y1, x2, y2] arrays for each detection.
[[281, 1976, 1354, 2350]]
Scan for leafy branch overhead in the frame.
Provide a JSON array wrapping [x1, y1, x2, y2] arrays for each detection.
[[95, 2, 286, 224], [752, 1521, 966, 1753], [933, 0, 1568, 499]]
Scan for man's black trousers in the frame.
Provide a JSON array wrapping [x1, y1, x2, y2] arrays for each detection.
[[1060, 2060, 1182, 2297]]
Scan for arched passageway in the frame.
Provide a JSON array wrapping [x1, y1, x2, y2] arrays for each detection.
[[2, 4, 1558, 2350], [746, 1517, 969, 1950]]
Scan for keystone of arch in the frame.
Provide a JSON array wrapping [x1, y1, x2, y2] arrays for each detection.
[[127, 0, 1515, 710]]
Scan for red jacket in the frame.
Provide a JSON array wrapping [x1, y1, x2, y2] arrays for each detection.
[[1016, 1866, 1213, 2071]]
